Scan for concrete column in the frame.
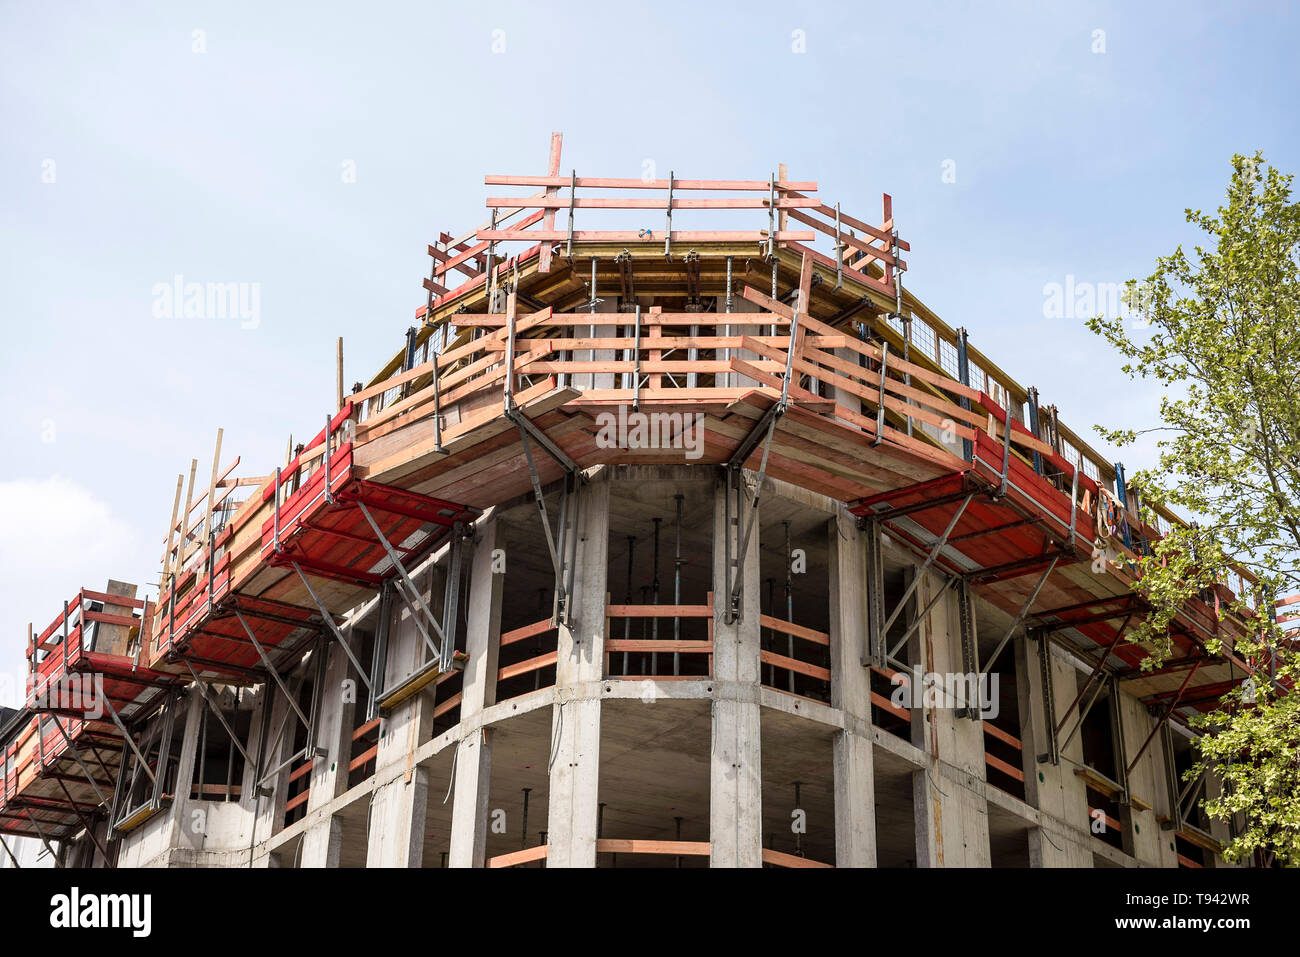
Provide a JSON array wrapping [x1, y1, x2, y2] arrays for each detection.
[[546, 477, 610, 868], [1145, 722, 1182, 868], [366, 765, 429, 867], [299, 636, 359, 867], [709, 475, 763, 867], [299, 816, 344, 868], [1202, 772, 1238, 867], [448, 729, 493, 868], [1014, 634, 1093, 866], [830, 345, 863, 429], [166, 691, 204, 854], [1116, 688, 1166, 866], [365, 566, 440, 866], [248, 682, 295, 860], [590, 296, 618, 391], [827, 508, 876, 867], [911, 571, 991, 867], [449, 518, 505, 868]]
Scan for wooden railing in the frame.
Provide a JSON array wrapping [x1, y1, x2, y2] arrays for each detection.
[[497, 617, 559, 700], [487, 844, 549, 868], [351, 285, 1035, 483], [762, 847, 834, 868], [982, 722, 1025, 795], [606, 595, 713, 678], [349, 716, 381, 780], [285, 757, 313, 818], [760, 614, 831, 701], [597, 838, 711, 861], [868, 664, 913, 732]]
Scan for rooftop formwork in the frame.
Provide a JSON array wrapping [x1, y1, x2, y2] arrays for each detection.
[[0, 133, 1271, 869]]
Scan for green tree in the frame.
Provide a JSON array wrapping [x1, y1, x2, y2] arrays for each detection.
[[1088, 152, 1300, 866]]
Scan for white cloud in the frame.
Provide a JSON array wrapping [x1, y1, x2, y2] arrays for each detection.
[[0, 476, 149, 708]]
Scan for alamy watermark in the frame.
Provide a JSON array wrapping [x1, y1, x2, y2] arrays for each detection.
[[890, 667, 1000, 719], [594, 405, 706, 460], [50, 887, 151, 937], [1042, 275, 1154, 326], [2, 671, 105, 720], [152, 274, 261, 329]]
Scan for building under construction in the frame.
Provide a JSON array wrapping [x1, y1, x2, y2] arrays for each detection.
[[0, 134, 1269, 869]]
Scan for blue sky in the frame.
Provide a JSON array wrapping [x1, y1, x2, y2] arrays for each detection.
[[1, 0, 1296, 703]]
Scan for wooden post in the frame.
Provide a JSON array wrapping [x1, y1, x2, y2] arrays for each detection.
[[777, 162, 788, 234], [202, 428, 224, 543], [179, 458, 198, 564], [160, 473, 184, 585], [336, 337, 345, 410]]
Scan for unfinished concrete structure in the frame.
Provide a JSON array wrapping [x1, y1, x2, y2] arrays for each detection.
[[0, 134, 1262, 868]]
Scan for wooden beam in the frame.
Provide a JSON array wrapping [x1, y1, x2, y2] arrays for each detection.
[[538, 131, 562, 273]]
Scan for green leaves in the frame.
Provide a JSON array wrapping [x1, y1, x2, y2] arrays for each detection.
[[1090, 152, 1300, 866]]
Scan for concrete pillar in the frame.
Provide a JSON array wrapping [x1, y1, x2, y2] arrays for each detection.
[[448, 729, 492, 868], [367, 765, 429, 867], [1202, 772, 1238, 867], [830, 345, 863, 428], [166, 691, 204, 854], [248, 681, 295, 859], [365, 566, 440, 866], [1117, 688, 1166, 866], [589, 297, 618, 391], [1145, 721, 1182, 868], [709, 475, 763, 867], [1014, 633, 1093, 866], [449, 518, 504, 868], [911, 571, 991, 867], [546, 477, 610, 868], [827, 508, 876, 867], [300, 817, 344, 868], [299, 636, 359, 867]]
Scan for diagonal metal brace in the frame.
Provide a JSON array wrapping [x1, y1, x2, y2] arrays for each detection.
[[1126, 660, 1201, 776], [519, 431, 568, 608], [182, 659, 254, 767], [1054, 614, 1131, 737], [24, 811, 62, 867], [507, 404, 579, 473], [0, 834, 20, 868], [233, 608, 313, 731], [980, 555, 1058, 677], [290, 561, 374, 692], [887, 576, 955, 663], [357, 501, 452, 668], [100, 693, 156, 784], [881, 493, 974, 637], [725, 417, 779, 625], [52, 719, 110, 809]]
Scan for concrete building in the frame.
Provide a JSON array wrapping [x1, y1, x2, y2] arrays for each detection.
[[0, 136, 1253, 868]]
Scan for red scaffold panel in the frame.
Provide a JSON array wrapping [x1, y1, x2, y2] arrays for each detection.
[[151, 550, 234, 666], [29, 599, 187, 725], [259, 443, 478, 587], [0, 712, 120, 840], [853, 432, 1098, 583], [155, 593, 321, 679]]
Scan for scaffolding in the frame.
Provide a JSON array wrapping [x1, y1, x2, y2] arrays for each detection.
[[2, 131, 1271, 869]]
